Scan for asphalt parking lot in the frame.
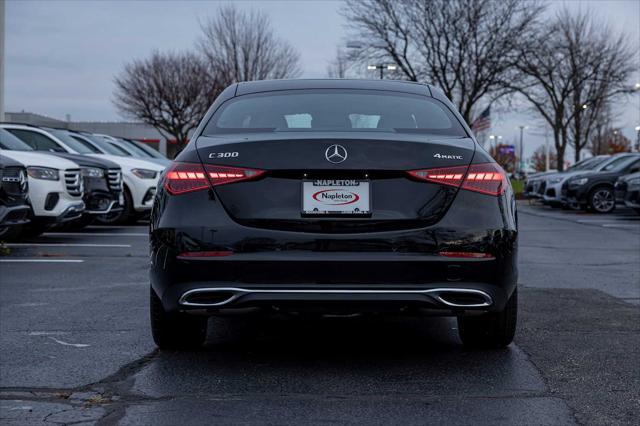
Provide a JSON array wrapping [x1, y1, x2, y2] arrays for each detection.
[[1, 202, 638, 425]]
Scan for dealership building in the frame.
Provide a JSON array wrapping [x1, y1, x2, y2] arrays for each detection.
[[4, 111, 181, 158]]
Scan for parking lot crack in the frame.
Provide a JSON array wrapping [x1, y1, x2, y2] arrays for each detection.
[[1, 350, 161, 425]]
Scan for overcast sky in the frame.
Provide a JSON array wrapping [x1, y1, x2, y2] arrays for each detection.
[[4, 0, 640, 163]]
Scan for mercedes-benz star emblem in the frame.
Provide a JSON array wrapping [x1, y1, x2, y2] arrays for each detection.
[[325, 144, 348, 164]]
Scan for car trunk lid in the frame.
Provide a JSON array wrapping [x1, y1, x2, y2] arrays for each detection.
[[194, 132, 476, 232]]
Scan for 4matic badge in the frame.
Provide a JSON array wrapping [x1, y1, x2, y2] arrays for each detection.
[[434, 153, 463, 160]]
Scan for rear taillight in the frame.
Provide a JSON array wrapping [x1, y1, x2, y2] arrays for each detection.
[[164, 162, 265, 195], [407, 163, 507, 196], [439, 251, 495, 259], [407, 165, 467, 188], [462, 163, 508, 196]]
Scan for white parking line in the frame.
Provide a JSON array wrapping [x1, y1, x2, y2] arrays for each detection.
[[0, 259, 84, 263], [5, 243, 131, 248], [47, 336, 90, 348], [578, 219, 639, 223], [602, 224, 640, 228], [43, 232, 147, 237]]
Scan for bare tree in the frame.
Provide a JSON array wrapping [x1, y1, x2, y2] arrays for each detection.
[[531, 145, 558, 172], [590, 128, 632, 155], [113, 51, 217, 148], [563, 12, 635, 162], [512, 10, 634, 170], [589, 106, 613, 156], [327, 47, 350, 78], [199, 5, 301, 85], [342, 0, 545, 122]]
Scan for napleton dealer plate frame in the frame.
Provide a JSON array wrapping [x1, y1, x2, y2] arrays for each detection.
[[301, 179, 371, 216]]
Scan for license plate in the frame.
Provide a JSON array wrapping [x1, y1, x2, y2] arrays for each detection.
[[302, 179, 370, 215]]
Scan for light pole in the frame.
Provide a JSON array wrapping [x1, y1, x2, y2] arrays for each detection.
[[367, 64, 397, 79], [635, 125, 640, 152], [544, 127, 550, 172], [517, 125, 528, 174]]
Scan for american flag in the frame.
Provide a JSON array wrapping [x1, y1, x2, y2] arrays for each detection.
[[471, 106, 491, 133]]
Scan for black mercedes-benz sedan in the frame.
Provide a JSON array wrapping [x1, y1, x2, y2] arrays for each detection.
[[150, 80, 518, 350]]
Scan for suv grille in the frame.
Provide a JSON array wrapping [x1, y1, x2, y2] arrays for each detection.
[[64, 169, 82, 196], [1, 166, 28, 196], [107, 169, 123, 191]]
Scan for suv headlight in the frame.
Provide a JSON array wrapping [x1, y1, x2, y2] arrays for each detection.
[[81, 167, 104, 178], [131, 168, 158, 179], [27, 167, 59, 181], [627, 177, 640, 188], [570, 177, 589, 187]]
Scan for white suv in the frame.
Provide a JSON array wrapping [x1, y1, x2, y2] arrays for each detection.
[[1, 125, 164, 224], [0, 129, 85, 234]]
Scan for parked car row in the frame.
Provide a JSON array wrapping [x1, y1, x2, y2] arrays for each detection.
[[0, 124, 169, 240], [524, 152, 640, 213]]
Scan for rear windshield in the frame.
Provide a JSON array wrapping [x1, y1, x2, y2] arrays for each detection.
[[203, 90, 467, 137]]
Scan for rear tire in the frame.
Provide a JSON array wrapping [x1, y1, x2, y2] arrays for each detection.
[[150, 287, 208, 350], [458, 288, 517, 349]]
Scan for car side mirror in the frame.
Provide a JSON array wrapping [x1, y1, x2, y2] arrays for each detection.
[[630, 167, 640, 174]]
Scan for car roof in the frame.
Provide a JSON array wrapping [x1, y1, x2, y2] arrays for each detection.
[[234, 79, 433, 97]]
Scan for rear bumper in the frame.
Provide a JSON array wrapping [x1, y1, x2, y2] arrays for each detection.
[[153, 253, 515, 314], [150, 187, 518, 316], [160, 281, 509, 316]]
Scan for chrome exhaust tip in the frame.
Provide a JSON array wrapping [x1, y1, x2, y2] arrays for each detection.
[[179, 288, 242, 307], [430, 289, 493, 308]]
